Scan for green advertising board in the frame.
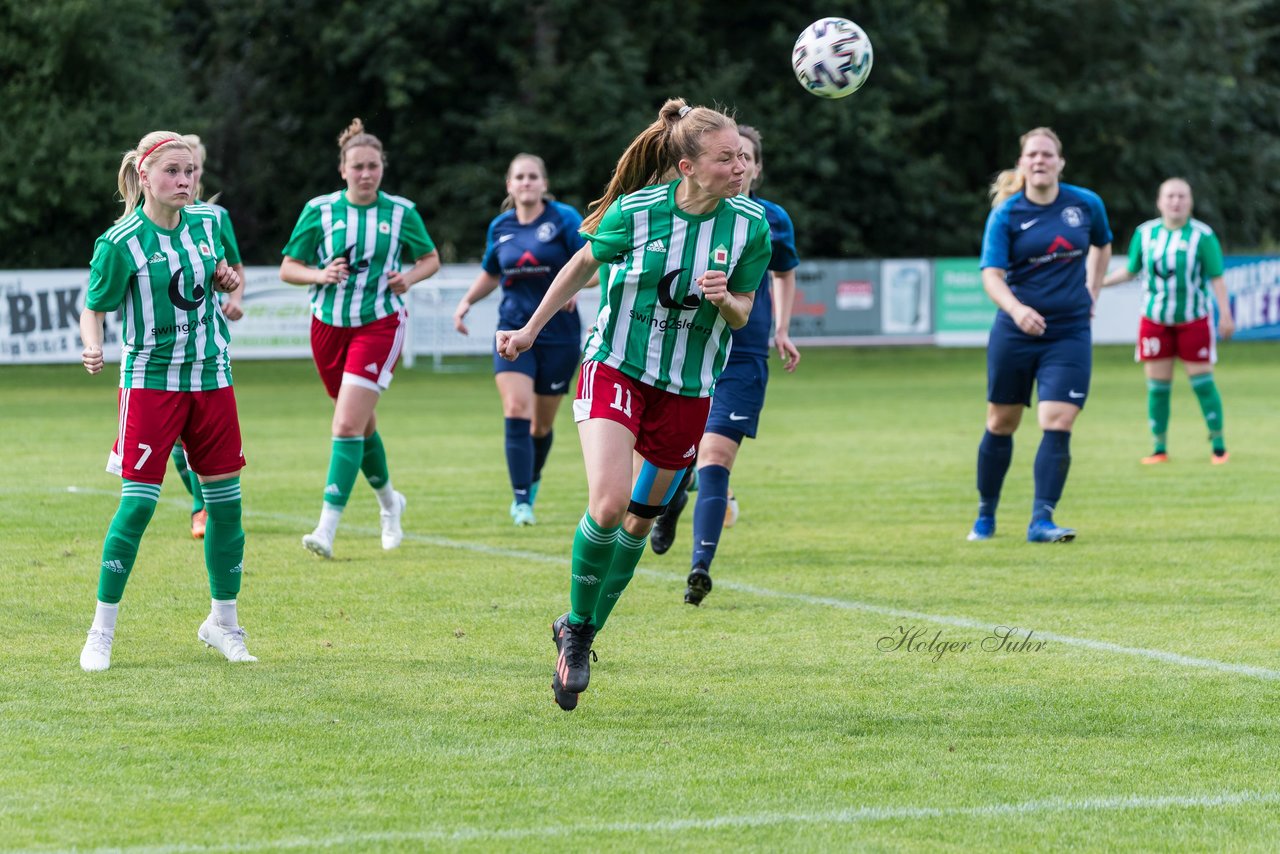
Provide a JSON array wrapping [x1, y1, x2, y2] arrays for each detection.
[[934, 257, 992, 345]]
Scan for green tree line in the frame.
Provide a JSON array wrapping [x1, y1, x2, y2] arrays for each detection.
[[3, 0, 1278, 268]]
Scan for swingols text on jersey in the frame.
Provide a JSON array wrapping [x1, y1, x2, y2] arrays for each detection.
[[282, 190, 435, 328], [86, 205, 233, 391], [732, 194, 799, 359], [980, 183, 1112, 334], [1126, 218, 1224, 326], [582, 180, 772, 397], [481, 200, 584, 347]]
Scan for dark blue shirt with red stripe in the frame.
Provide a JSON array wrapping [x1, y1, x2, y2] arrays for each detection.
[[980, 183, 1112, 337], [481, 200, 585, 347]]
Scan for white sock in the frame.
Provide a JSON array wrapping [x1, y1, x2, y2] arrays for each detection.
[[92, 601, 118, 632], [316, 505, 343, 538], [374, 483, 398, 512], [211, 599, 238, 627]]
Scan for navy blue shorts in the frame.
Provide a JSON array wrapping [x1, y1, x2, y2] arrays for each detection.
[[705, 354, 769, 442], [987, 325, 1092, 408], [494, 341, 581, 396]]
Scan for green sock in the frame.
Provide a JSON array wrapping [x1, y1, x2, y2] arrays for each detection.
[[593, 527, 647, 631], [569, 512, 620, 624], [361, 431, 390, 489], [1190, 373, 1226, 453], [1147, 378, 1172, 453], [171, 445, 195, 497], [324, 436, 365, 508], [96, 480, 160, 604], [201, 477, 244, 599], [191, 475, 205, 514]]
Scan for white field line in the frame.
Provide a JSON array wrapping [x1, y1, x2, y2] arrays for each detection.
[[13, 789, 1280, 853], [60, 485, 1280, 682]]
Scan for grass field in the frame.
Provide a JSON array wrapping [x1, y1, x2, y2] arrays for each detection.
[[2, 343, 1279, 852]]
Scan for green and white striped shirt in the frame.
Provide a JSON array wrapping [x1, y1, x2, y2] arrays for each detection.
[[583, 181, 772, 397], [86, 205, 233, 391], [282, 190, 435, 328], [1126, 218, 1224, 325]]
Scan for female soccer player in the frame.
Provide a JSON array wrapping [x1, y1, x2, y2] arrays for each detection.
[[170, 133, 247, 540], [1100, 178, 1234, 463], [281, 118, 440, 558], [497, 98, 772, 710], [648, 124, 800, 606], [452, 154, 585, 526], [968, 127, 1112, 544], [78, 132, 253, 671]]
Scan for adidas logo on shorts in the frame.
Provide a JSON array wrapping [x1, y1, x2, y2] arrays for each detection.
[[644, 239, 667, 254], [683, 445, 696, 459]]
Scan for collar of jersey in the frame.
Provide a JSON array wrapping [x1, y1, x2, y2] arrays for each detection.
[[668, 180, 724, 223]]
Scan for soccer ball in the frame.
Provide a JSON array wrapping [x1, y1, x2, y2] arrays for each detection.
[[791, 17, 874, 99]]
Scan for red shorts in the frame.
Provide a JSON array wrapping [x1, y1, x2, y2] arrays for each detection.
[[1135, 315, 1216, 364], [108, 387, 245, 484], [310, 308, 406, 399], [572, 360, 711, 470]]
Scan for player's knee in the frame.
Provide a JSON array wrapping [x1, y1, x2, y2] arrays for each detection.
[[587, 496, 628, 528], [113, 497, 157, 536]]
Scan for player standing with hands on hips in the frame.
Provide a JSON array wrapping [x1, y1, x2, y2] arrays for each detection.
[[281, 119, 440, 559], [78, 132, 254, 671], [497, 98, 772, 711], [968, 127, 1112, 544], [1100, 177, 1234, 464]]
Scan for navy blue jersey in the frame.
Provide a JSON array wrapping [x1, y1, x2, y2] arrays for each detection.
[[731, 195, 800, 358], [980, 183, 1112, 335], [481, 200, 585, 346]]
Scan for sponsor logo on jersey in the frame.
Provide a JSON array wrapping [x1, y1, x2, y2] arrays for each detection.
[[168, 269, 205, 311], [147, 251, 166, 264], [657, 268, 701, 311], [712, 244, 729, 266], [644, 239, 667, 253], [628, 308, 714, 334], [1028, 236, 1082, 265], [1061, 206, 1083, 227], [378, 221, 391, 235], [1020, 219, 1038, 231], [506, 250, 551, 278], [497, 233, 515, 244], [198, 241, 212, 257], [536, 222, 557, 242]]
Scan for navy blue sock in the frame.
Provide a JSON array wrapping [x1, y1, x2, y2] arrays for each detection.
[[531, 431, 554, 482], [504, 417, 533, 505], [976, 431, 1013, 518], [1032, 430, 1071, 522], [691, 465, 730, 570]]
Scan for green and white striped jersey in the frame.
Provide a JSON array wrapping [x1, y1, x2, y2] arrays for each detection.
[[281, 190, 435, 328], [1126, 218, 1225, 325], [86, 205, 234, 391], [582, 181, 772, 397], [202, 200, 242, 266]]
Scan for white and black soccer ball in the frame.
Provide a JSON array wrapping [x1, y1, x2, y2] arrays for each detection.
[[791, 17, 874, 99]]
